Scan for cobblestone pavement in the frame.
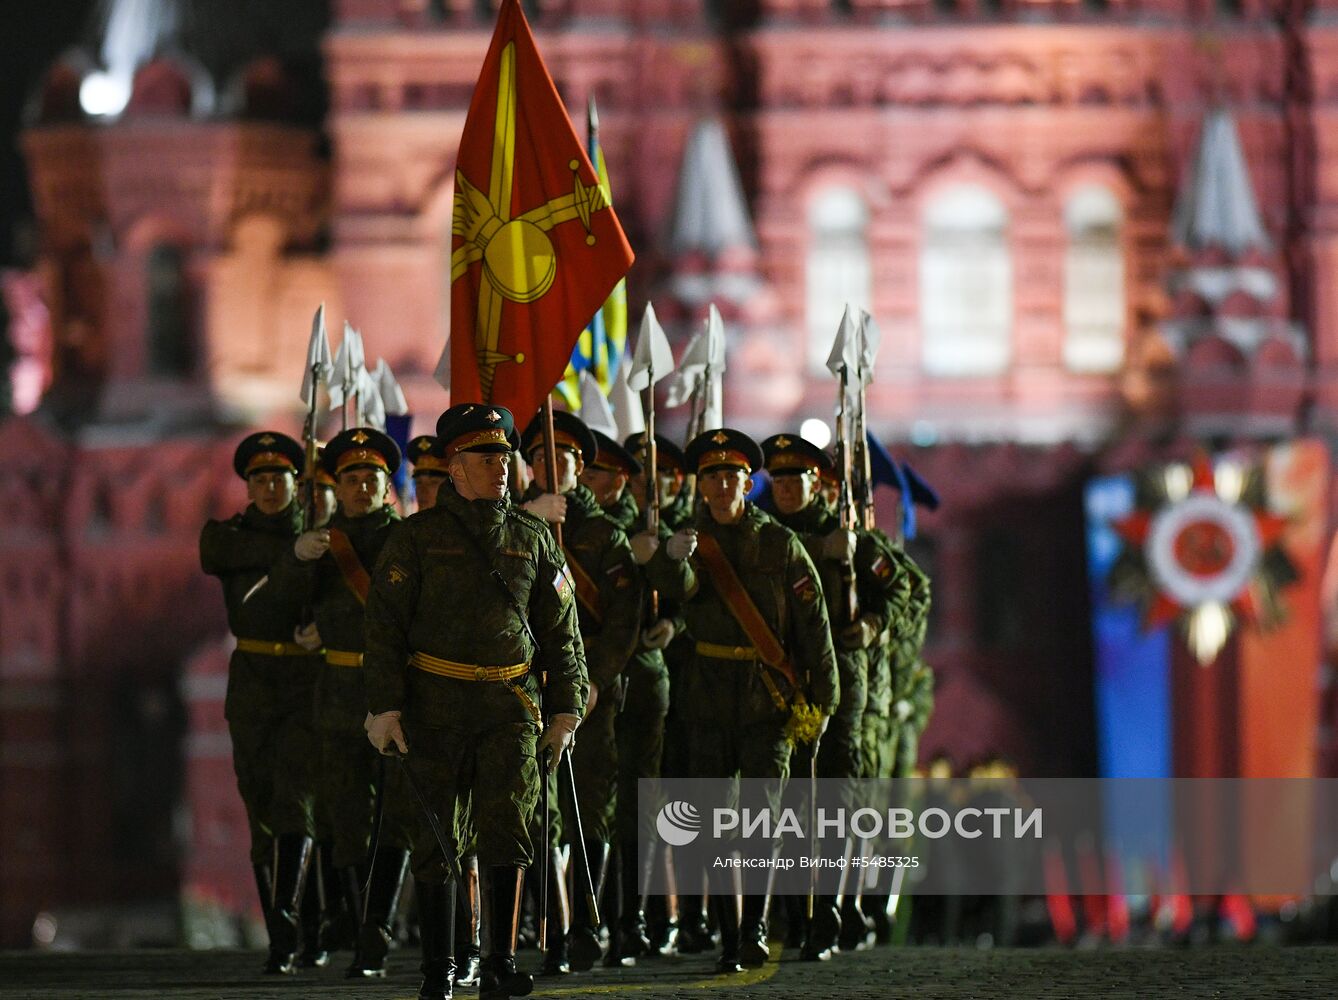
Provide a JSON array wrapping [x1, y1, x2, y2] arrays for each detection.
[[4, 944, 1338, 1000]]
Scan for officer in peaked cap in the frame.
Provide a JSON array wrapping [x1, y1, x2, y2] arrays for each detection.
[[638, 428, 838, 973], [762, 432, 906, 958], [202, 430, 323, 974], [363, 401, 588, 1000], [273, 426, 409, 980], [624, 432, 693, 531], [578, 429, 670, 960], [233, 430, 306, 481], [408, 435, 450, 511], [518, 409, 641, 972]]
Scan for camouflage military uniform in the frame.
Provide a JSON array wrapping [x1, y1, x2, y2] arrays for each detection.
[[200, 502, 321, 864], [883, 541, 932, 777], [859, 530, 919, 781], [523, 483, 640, 848], [364, 486, 588, 872], [276, 504, 406, 869], [647, 501, 840, 786]]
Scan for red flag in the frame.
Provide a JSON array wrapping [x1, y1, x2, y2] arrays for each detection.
[[449, 0, 635, 419]]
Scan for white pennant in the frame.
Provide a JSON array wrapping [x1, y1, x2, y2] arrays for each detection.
[[626, 303, 675, 391], [578, 371, 618, 439], [299, 303, 332, 404], [373, 358, 409, 417], [356, 367, 385, 430], [329, 323, 367, 409], [857, 308, 880, 385], [609, 348, 645, 439], [824, 304, 860, 378]]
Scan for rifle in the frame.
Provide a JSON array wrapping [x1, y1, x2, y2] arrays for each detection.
[[833, 362, 860, 625], [301, 361, 320, 530]]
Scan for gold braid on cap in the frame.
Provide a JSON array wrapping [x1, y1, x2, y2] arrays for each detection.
[[697, 449, 751, 473], [444, 428, 511, 461], [335, 447, 389, 474], [245, 451, 297, 475], [767, 453, 818, 474], [412, 454, 451, 474]]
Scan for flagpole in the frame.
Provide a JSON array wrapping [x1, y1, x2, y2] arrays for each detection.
[[542, 397, 563, 549]]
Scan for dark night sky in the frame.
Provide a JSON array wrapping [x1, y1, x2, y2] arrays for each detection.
[[0, 0, 97, 267]]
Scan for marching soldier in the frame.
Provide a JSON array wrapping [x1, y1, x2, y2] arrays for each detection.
[[624, 432, 705, 952], [520, 412, 642, 971], [762, 433, 906, 958], [580, 430, 673, 963], [409, 435, 451, 511], [625, 433, 693, 530], [199, 431, 322, 975], [637, 429, 839, 972], [362, 402, 588, 1000], [273, 427, 411, 979]]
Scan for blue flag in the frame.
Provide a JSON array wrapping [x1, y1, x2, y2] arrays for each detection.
[[865, 431, 938, 539]]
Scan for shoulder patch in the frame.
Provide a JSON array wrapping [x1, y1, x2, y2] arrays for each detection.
[[384, 562, 410, 586], [552, 563, 575, 602], [792, 572, 819, 604], [872, 554, 892, 580]]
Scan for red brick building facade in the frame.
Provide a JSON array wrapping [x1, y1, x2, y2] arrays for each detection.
[[3, 0, 1334, 945]]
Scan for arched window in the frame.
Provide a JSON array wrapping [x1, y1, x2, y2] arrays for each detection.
[[806, 186, 872, 371], [146, 244, 193, 376], [1063, 186, 1125, 373], [920, 185, 1011, 376]]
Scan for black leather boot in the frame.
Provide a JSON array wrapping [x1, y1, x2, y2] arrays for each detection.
[[299, 856, 330, 967], [800, 894, 841, 961], [263, 834, 313, 975], [676, 892, 713, 953], [454, 857, 481, 986], [616, 842, 653, 962], [711, 887, 742, 974], [539, 848, 570, 976], [568, 840, 610, 971], [346, 846, 410, 978], [480, 865, 534, 1000], [838, 893, 876, 952], [252, 861, 274, 929], [417, 878, 456, 1000], [739, 892, 769, 967], [328, 865, 363, 953]]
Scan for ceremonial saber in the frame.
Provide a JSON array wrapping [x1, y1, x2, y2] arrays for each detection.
[[563, 748, 601, 926], [394, 750, 462, 884], [540, 746, 552, 949]]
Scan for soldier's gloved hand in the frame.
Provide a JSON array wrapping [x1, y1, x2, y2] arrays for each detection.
[[822, 528, 857, 563], [293, 622, 322, 651], [538, 713, 581, 771], [643, 618, 676, 650], [666, 528, 698, 561], [894, 698, 913, 723], [294, 529, 330, 561], [584, 682, 599, 715], [365, 710, 408, 756], [839, 614, 880, 651], [630, 531, 661, 565], [523, 493, 567, 524]]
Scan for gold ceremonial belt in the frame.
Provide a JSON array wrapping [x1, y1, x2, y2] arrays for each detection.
[[695, 641, 759, 661], [236, 638, 312, 657], [411, 651, 529, 682], [325, 649, 365, 668]]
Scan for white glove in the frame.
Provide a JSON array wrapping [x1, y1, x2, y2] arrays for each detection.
[[523, 493, 567, 524], [365, 710, 408, 755], [666, 528, 698, 561], [894, 699, 913, 723], [840, 614, 880, 651], [822, 528, 857, 563], [294, 529, 330, 561], [537, 712, 581, 771], [630, 531, 661, 565], [643, 618, 676, 650], [293, 622, 322, 651]]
